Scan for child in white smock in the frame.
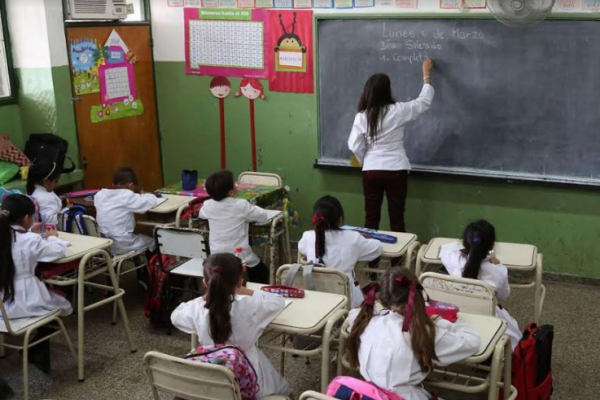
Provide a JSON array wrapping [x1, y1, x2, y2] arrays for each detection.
[[171, 253, 291, 398], [27, 159, 66, 226]]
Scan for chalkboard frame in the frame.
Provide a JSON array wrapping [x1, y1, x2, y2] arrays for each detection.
[[313, 12, 600, 187]]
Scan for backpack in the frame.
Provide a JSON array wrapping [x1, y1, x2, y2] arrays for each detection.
[[326, 377, 406, 400], [144, 254, 181, 327], [60, 205, 89, 235], [24, 133, 76, 173], [182, 344, 259, 400], [512, 323, 554, 400]]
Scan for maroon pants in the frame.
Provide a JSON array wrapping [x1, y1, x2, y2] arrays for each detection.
[[362, 170, 408, 233]]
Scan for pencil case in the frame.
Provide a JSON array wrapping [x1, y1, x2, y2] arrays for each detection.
[[261, 285, 305, 298], [426, 300, 459, 323]]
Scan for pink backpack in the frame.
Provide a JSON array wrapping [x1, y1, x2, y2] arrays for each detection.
[[326, 377, 406, 400], [183, 344, 259, 400]]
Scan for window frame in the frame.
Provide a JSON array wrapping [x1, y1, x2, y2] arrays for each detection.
[[0, 0, 17, 105]]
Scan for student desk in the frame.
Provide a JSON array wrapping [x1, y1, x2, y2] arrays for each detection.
[[338, 312, 514, 400], [42, 233, 136, 382], [416, 238, 546, 323], [136, 195, 194, 228], [249, 282, 348, 392], [299, 230, 420, 273]]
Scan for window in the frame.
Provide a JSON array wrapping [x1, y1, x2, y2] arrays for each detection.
[[0, 0, 15, 102]]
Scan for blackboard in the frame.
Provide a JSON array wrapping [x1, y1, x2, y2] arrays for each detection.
[[317, 18, 600, 185]]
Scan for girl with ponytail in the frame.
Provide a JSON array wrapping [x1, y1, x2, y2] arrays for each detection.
[[171, 253, 291, 398], [27, 159, 66, 225], [298, 195, 382, 308], [346, 267, 480, 400], [440, 220, 521, 350]]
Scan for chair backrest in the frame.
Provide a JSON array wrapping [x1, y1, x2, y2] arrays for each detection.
[[57, 213, 101, 238], [144, 351, 242, 400], [276, 264, 351, 309], [0, 297, 14, 334], [238, 172, 282, 188], [300, 391, 338, 400], [419, 272, 497, 316], [155, 226, 210, 260]]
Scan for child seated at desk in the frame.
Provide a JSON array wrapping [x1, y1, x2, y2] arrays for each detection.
[[95, 167, 164, 255], [298, 195, 382, 308], [27, 159, 68, 226], [199, 170, 270, 284], [439, 220, 521, 350], [0, 194, 72, 372], [171, 253, 291, 398], [347, 267, 480, 400]]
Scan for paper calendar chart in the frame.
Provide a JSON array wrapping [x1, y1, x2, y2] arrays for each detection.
[[188, 20, 264, 70], [99, 63, 136, 105]]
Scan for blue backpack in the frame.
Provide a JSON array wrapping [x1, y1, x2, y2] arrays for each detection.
[[61, 205, 89, 235]]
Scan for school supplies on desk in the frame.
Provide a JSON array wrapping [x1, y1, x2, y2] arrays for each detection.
[[65, 189, 100, 198], [261, 285, 305, 298], [341, 225, 398, 244]]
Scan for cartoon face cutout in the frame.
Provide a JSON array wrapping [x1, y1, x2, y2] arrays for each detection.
[[240, 84, 261, 100], [280, 36, 301, 48], [210, 85, 231, 99]]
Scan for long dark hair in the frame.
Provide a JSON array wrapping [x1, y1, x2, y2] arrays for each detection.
[[203, 253, 244, 344], [347, 267, 438, 372], [312, 195, 344, 263], [358, 73, 396, 141], [0, 195, 36, 302], [27, 159, 62, 195], [461, 220, 496, 279]]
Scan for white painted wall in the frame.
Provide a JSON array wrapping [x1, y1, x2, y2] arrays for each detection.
[[46, 0, 69, 67], [150, 0, 592, 62], [6, 0, 51, 69]]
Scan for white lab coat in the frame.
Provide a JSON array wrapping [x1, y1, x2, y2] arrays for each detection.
[[298, 230, 382, 308], [31, 185, 62, 226], [348, 84, 435, 171], [1, 227, 72, 319], [94, 189, 165, 255], [171, 290, 291, 397], [347, 308, 480, 400], [199, 198, 269, 268], [439, 242, 521, 349]]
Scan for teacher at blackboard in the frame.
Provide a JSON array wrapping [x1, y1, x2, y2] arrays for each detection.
[[348, 58, 434, 235]]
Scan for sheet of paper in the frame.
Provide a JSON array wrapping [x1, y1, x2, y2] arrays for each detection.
[[439, 0, 461, 8], [464, 0, 485, 8], [583, 0, 600, 9], [396, 0, 417, 7], [557, 0, 581, 9], [265, 209, 283, 220]]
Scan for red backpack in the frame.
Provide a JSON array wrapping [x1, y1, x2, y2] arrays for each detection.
[[144, 254, 181, 328], [512, 323, 554, 400]]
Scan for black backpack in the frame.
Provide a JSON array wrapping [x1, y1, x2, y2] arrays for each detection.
[[25, 134, 76, 173]]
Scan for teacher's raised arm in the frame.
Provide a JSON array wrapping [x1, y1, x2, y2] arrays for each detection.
[[348, 58, 435, 240]]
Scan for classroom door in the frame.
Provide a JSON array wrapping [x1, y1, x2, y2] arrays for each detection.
[[67, 25, 163, 190]]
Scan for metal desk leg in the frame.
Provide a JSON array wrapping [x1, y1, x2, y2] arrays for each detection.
[[488, 335, 509, 400], [534, 254, 545, 324], [415, 245, 427, 277], [504, 337, 513, 400], [320, 309, 347, 393], [404, 242, 421, 272]]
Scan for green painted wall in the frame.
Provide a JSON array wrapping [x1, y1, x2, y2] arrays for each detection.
[[0, 104, 23, 149], [16, 67, 79, 163], [155, 61, 600, 278]]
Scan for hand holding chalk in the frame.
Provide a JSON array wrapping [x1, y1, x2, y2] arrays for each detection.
[[422, 58, 434, 76]]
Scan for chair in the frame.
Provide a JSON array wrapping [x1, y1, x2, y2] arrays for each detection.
[[144, 351, 288, 400], [238, 171, 283, 188], [0, 299, 77, 400], [419, 272, 497, 316], [299, 391, 337, 400], [276, 264, 351, 310], [58, 213, 148, 325]]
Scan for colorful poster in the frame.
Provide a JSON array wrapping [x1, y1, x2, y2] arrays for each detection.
[[294, 0, 312, 7], [219, 0, 237, 6], [185, 8, 269, 78], [256, 0, 275, 7], [268, 10, 314, 93], [557, 0, 581, 9], [314, 0, 334, 7], [70, 39, 101, 95], [375, 0, 395, 6], [237, 0, 256, 7], [464, 0, 485, 8], [355, 0, 374, 7], [583, 0, 600, 9], [274, 0, 293, 6], [396, 0, 417, 7], [335, 0, 353, 7], [201, 0, 220, 5], [168, 0, 184, 5], [440, 0, 461, 8], [93, 30, 144, 123], [185, 0, 201, 5]]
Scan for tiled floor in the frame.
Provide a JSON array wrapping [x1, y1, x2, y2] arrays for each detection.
[[1, 269, 598, 399]]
